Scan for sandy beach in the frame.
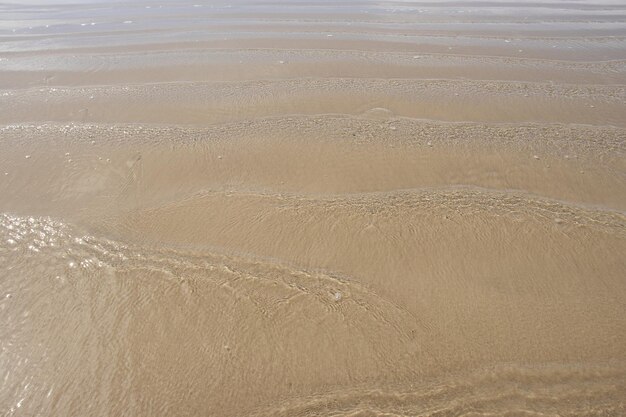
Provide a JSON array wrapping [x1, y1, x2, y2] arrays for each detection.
[[1, 1, 625, 416]]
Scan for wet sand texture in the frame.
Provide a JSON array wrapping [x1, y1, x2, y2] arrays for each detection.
[[1, 1, 625, 416]]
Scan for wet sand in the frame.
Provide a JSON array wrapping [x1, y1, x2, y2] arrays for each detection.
[[1, 1, 625, 416]]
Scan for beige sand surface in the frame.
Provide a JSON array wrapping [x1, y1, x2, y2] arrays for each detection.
[[1, 1, 625, 416]]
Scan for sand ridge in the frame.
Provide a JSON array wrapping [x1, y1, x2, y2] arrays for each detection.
[[1, 1, 625, 416]]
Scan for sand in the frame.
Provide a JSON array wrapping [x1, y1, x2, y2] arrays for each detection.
[[1, 1, 625, 416]]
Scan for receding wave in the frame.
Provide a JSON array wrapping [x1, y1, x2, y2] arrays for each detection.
[[1, 0, 625, 415]]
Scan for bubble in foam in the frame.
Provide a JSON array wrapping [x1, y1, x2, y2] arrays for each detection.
[[361, 107, 395, 120]]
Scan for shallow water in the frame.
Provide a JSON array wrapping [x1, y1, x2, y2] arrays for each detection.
[[1, 1, 625, 416]]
